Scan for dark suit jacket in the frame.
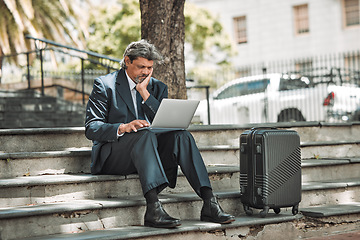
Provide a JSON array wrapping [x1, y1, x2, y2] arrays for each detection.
[[85, 68, 168, 174]]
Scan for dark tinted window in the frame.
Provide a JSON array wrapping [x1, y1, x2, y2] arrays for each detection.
[[279, 77, 310, 90], [215, 79, 270, 100], [215, 83, 246, 99], [247, 80, 269, 94]]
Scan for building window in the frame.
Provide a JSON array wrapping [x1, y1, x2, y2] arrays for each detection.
[[295, 60, 313, 73], [233, 16, 247, 44], [293, 4, 310, 35], [235, 68, 251, 78], [343, 0, 360, 27], [344, 53, 360, 82]]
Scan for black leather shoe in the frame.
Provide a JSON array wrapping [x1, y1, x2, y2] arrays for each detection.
[[201, 197, 235, 224], [144, 201, 181, 228]]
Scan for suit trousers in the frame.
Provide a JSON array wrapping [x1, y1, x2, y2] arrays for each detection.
[[99, 129, 212, 196]]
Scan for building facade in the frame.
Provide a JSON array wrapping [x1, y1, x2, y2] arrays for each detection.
[[188, 0, 360, 78]]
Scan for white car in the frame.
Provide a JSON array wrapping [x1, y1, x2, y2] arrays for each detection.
[[195, 73, 360, 125]]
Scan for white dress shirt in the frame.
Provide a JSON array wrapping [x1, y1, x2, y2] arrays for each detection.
[[117, 71, 146, 137], [126, 71, 139, 119]]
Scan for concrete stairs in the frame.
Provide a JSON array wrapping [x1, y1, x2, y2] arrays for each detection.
[[0, 90, 85, 129], [0, 122, 360, 239]]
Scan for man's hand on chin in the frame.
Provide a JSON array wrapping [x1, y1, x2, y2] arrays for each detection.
[[136, 68, 153, 102]]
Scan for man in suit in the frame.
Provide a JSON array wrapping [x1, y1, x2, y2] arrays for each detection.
[[85, 39, 235, 228]]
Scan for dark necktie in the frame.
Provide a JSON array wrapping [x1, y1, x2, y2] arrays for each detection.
[[136, 90, 146, 120]]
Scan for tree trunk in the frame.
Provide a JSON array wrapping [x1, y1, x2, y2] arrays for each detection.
[[139, 0, 187, 99]]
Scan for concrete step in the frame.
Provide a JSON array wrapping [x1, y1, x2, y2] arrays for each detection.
[[0, 127, 91, 153], [0, 90, 86, 129], [189, 122, 360, 147], [21, 214, 300, 240], [0, 147, 92, 178], [20, 203, 360, 240], [301, 140, 360, 159], [301, 202, 360, 217], [301, 158, 360, 182], [199, 141, 360, 165], [301, 178, 360, 207], [2, 140, 359, 178], [298, 203, 360, 240], [1, 122, 360, 153], [1, 159, 359, 208], [0, 191, 239, 240], [1, 178, 360, 240], [0, 165, 239, 208]]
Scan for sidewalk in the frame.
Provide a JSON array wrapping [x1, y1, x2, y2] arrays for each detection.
[[308, 230, 360, 240]]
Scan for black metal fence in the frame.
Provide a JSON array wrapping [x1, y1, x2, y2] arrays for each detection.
[[186, 51, 360, 88], [187, 51, 360, 124]]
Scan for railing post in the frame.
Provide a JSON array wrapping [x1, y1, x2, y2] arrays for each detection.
[[40, 49, 44, 96], [27, 52, 31, 89], [205, 86, 211, 125], [81, 58, 85, 105], [262, 67, 267, 75]]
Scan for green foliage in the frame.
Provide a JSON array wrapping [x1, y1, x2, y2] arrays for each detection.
[[87, 0, 141, 60], [87, 0, 237, 68], [186, 64, 237, 89], [184, 3, 237, 66], [0, 0, 88, 62]]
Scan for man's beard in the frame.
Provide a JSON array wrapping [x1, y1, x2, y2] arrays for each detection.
[[134, 74, 149, 84]]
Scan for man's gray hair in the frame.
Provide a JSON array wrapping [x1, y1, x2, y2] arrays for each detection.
[[120, 39, 163, 69]]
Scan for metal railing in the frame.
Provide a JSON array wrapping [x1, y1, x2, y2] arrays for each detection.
[[0, 37, 213, 122], [187, 50, 360, 88], [0, 36, 122, 105], [187, 84, 211, 124]]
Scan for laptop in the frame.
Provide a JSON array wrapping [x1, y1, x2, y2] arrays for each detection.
[[139, 98, 200, 132]]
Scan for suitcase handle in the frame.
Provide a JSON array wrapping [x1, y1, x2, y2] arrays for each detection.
[[250, 127, 277, 130]]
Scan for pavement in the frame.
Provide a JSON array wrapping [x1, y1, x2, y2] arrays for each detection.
[[307, 230, 360, 239]]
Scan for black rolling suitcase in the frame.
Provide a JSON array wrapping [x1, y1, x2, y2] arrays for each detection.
[[239, 128, 301, 217]]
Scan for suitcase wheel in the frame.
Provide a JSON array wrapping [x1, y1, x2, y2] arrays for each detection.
[[273, 208, 281, 214], [260, 206, 269, 218], [243, 204, 253, 216], [292, 205, 299, 215]]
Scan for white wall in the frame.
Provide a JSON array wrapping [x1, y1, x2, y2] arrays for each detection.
[[188, 0, 360, 68]]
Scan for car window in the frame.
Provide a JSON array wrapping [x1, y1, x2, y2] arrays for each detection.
[[247, 79, 270, 94], [215, 83, 246, 99], [279, 77, 310, 91], [215, 79, 270, 100]]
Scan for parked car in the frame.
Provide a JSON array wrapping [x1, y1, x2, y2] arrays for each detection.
[[195, 72, 360, 124]]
